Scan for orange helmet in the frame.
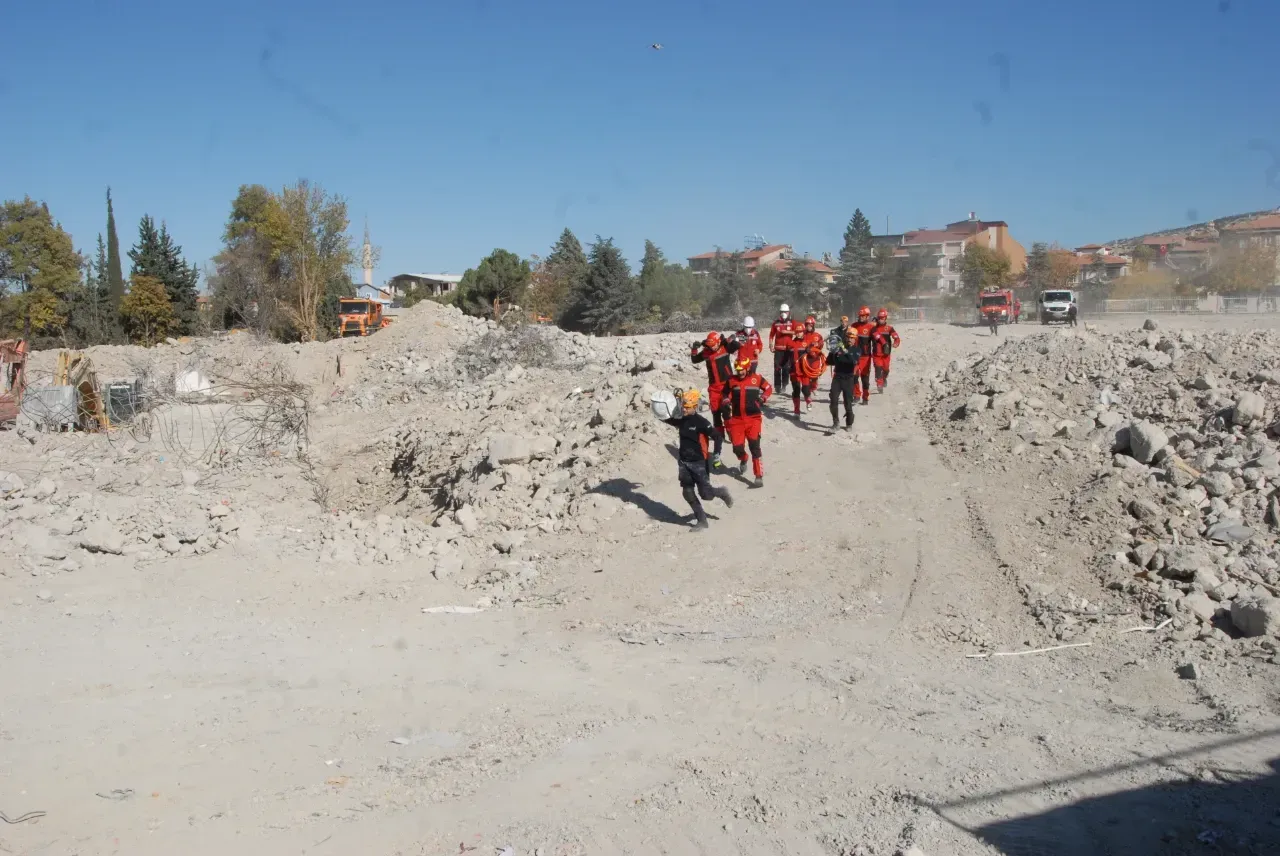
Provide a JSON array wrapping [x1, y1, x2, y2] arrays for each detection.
[[733, 358, 752, 375], [876, 308, 888, 322], [858, 306, 871, 320], [680, 388, 701, 412], [704, 331, 722, 349]]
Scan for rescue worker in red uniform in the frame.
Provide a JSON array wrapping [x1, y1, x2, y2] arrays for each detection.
[[689, 331, 733, 468], [850, 306, 876, 403], [719, 358, 772, 488], [870, 308, 902, 393], [768, 303, 802, 393], [788, 315, 826, 414], [1013, 298, 1022, 324], [726, 316, 764, 371], [795, 338, 827, 412], [661, 388, 733, 530]]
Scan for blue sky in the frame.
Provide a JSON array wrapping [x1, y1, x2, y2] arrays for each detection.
[[5, 0, 1279, 286]]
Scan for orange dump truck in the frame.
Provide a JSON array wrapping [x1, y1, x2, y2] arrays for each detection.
[[338, 298, 392, 337]]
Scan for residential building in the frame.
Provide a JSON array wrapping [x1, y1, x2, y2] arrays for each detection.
[[1221, 212, 1280, 286], [386, 273, 464, 298], [356, 284, 394, 305], [872, 212, 1027, 294], [767, 257, 837, 285], [1071, 253, 1130, 285], [687, 244, 790, 275]]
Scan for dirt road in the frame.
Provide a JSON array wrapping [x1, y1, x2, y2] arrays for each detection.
[[3, 318, 1279, 856]]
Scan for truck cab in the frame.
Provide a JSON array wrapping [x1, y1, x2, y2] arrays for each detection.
[[1037, 289, 1078, 325], [338, 298, 388, 337], [976, 288, 1015, 326]]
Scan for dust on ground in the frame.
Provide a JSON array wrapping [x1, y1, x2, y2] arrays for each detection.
[[2, 305, 1279, 856]]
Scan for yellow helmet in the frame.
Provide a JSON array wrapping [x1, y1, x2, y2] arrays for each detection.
[[680, 388, 701, 411]]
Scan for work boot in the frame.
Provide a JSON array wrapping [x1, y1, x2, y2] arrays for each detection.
[[751, 476, 764, 489], [710, 455, 725, 472], [691, 508, 709, 530], [738, 459, 748, 475], [717, 487, 734, 508]]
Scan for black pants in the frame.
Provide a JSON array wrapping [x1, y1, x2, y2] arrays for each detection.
[[773, 350, 793, 391], [830, 374, 855, 426], [678, 459, 714, 514]]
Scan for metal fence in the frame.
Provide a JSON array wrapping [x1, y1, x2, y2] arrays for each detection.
[[1094, 298, 1200, 314]]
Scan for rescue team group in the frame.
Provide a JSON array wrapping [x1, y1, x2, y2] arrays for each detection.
[[658, 304, 901, 529]]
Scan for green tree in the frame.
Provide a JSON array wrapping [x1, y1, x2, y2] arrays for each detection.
[[636, 239, 701, 318], [570, 236, 639, 334], [210, 185, 286, 334], [105, 188, 125, 310], [704, 251, 756, 317], [1131, 243, 1155, 272], [960, 245, 1012, 296], [0, 197, 84, 338], [457, 248, 532, 319], [129, 215, 200, 334], [120, 274, 176, 345], [1025, 242, 1049, 292], [777, 258, 825, 316], [835, 209, 876, 314], [536, 228, 589, 326], [65, 234, 122, 346], [275, 179, 356, 341]]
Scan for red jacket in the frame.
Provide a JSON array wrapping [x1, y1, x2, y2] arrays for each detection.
[[851, 321, 876, 357], [728, 329, 764, 363], [690, 344, 734, 387], [769, 318, 803, 352], [720, 372, 773, 419], [871, 323, 901, 357]]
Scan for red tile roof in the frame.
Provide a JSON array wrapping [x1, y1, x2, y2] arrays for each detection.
[[770, 258, 834, 274], [1076, 243, 1103, 250], [1226, 213, 1280, 231], [1074, 254, 1129, 267], [688, 244, 790, 261], [1141, 235, 1184, 246]]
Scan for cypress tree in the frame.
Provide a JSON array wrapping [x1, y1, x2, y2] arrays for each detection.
[[105, 188, 125, 309]]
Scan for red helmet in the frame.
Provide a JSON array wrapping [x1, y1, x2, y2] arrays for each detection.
[[704, 331, 722, 349], [804, 314, 817, 331], [857, 306, 871, 320], [876, 308, 888, 322]]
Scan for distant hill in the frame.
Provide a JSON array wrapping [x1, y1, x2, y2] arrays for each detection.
[[1107, 209, 1277, 250]]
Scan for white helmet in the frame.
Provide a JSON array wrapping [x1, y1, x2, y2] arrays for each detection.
[[743, 316, 755, 330], [779, 303, 790, 313]]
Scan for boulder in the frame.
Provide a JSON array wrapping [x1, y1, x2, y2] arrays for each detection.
[[1230, 594, 1280, 638], [1233, 391, 1267, 425], [1128, 422, 1167, 464], [488, 433, 532, 466], [79, 520, 125, 555], [1161, 545, 1213, 580], [454, 504, 480, 535], [1182, 591, 1218, 623], [1198, 471, 1235, 498], [965, 394, 991, 417]]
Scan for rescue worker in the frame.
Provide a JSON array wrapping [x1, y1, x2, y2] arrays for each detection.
[[788, 315, 825, 414], [1013, 297, 1022, 324], [719, 358, 772, 488], [726, 316, 764, 371], [795, 337, 827, 412], [768, 303, 802, 392], [689, 331, 733, 469], [870, 308, 902, 392], [830, 314, 850, 343], [661, 388, 733, 530], [850, 306, 876, 403], [827, 326, 861, 430]]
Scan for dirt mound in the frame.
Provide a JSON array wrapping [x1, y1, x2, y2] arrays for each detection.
[[924, 321, 1280, 662]]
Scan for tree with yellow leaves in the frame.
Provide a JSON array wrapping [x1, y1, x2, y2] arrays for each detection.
[[0, 197, 83, 338], [120, 274, 176, 345]]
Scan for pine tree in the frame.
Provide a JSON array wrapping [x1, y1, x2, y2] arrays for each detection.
[[835, 209, 876, 314], [129, 215, 200, 334], [1026, 242, 1050, 292], [548, 228, 592, 329], [778, 258, 824, 316], [573, 237, 639, 335], [105, 188, 125, 310]]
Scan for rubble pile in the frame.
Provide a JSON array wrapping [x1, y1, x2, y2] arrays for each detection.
[[925, 321, 1280, 654]]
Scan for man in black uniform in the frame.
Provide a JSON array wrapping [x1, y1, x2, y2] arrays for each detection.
[[827, 327, 860, 431], [662, 389, 733, 530]]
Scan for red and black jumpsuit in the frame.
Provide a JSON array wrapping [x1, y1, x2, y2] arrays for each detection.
[[851, 321, 876, 402], [719, 370, 773, 481], [768, 317, 801, 392], [690, 341, 734, 459], [727, 329, 764, 371], [789, 330, 827, 413], [871, 323, 901, 390]]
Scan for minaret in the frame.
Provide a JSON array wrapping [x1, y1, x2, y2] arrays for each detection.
[[361, 220, 374, 287]]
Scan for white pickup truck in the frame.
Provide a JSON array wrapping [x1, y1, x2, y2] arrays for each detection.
[[1038, 289, 1078, 325]]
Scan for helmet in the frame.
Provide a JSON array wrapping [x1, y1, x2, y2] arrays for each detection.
[[858, 306, 871, 319], [733, 358, 752, 374], [680, 388, 701, 412], [805, 314, 817, 330], [876, 308, 889, 322], [779, 304, 790, 317], [846, 327, 858, 343], [743, 316, 755, 330], [704, 331, 722, 349]]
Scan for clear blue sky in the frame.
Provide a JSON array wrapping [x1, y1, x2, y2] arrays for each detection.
[[5, 0, 1279, 286]]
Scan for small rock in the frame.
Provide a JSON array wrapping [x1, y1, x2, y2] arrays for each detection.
[[1176, 661, 1200, 680], [160, 535, 182, 555], [1142, 318, 1159, 331], [488, 434, 532, 466], [208, 504, 231, 519], [1128, 422, 1167, 464], [433, 553, 464, 580], [36, 589, 55, 603], [1130, 542, 1158, 568], [965, 393, 991, 417], [1205, 519, 1253, 543], [1198, 471, 1235, 498], [79, 520, 125, 555], [1162, 545, 1212, 580], [1127, 497, 1162, 521], [1182, 591, 1218, 623], [1192, 373, 1218, 391], [32, 478, 57, 499], [1233, 391, 1267, 426], [1231, 594, 1280, 638], [494, 532, 526, 554], [454, 505, 480, 535]]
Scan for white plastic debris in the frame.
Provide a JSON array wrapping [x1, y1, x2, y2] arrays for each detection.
[[650, 390, 678, 421]]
